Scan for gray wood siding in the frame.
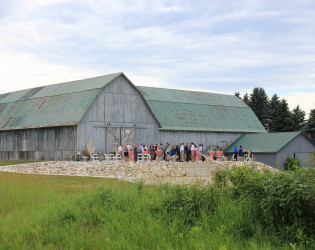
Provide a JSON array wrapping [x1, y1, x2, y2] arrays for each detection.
[[255, 153, 278, 169], [224, 152, 278, 168], [0, 126, 77, 160], [278, 134, 315, 168], [78, 75, 244, 152], [159, 131, 242, 149], [78, 76, 159, 152]]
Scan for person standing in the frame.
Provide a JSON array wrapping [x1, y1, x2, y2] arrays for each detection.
[[166, 145, 171, 161], [133, 144, 138, 162], [176, 142, 181, 162], [184, 143, 188, 162], [149, 144, 156, 161], [187, 143, 191, 161], [139, 144, 144, 153], [233, 145, 238, 161], [180, 143, 185, 162], [191, 143, 195, 162], [198, 144, 203, 162], [118, 144, 122, 156], [239, 146, 243, 157]]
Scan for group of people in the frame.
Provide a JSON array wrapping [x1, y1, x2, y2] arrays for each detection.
[[233, 145, 252, 161], [116, 142, 205, 162], [163, 142, 204, 162]]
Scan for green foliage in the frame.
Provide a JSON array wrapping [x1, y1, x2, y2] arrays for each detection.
[[304, 109, 315, 142], [158, 182, 219, 226], [291, 105, 306, 131], [248, 87, 269, 129], [284, 157, 302, 171], [268, 94, 281, 131], [272, 99, 293, 132], [305, 151, 315, 169], [242, 93, 249, 105], [0, 170, 314, 249], [215, 166, 315, 245]]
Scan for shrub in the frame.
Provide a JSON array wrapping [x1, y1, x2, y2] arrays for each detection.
[[284, 156, 302, 171], [158, 182, 220, 226], [215, 165, 315, 245]]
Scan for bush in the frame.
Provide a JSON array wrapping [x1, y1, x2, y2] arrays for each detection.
[[214, 165, 315, 245], [284, 157, 302, 171]]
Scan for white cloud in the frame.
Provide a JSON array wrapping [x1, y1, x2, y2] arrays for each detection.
[[0, 0, 314, 116], [281, 93, 315, 118], [0, 49, 104, 93]]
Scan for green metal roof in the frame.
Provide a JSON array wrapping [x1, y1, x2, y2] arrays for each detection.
[[0, 73, 122, 131], [137, 86, 266, 133], [223, 131, 302, 153], [0, 73, 267, 133]]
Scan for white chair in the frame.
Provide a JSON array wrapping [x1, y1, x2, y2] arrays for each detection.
[[90, 154, 99, 161], [138, 153, 143, 161], [143, 154, 151, 162], [115, 154, 121, 161]]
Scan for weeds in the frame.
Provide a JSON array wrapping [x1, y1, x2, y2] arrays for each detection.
[[0, 167, 314, 249]]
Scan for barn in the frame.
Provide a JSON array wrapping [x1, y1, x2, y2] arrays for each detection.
[[223, 132, 315, 169], [0, 72, 266, 161]]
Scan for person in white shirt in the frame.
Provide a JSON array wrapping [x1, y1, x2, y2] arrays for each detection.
[[190, 143, 195, 162], [198, 144, 203, 161], [118, 144, 122, 155], [180, 143, 185, 162]]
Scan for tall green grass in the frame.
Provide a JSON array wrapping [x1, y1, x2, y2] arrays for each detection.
[[0, 166, 314, 249]]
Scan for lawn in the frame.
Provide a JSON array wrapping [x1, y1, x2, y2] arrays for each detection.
[[0, 162, 314, 249]]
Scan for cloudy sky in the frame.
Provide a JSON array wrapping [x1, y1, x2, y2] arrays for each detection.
[[0, 0, 314, 116]]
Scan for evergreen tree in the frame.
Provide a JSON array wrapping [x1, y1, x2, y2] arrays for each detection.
[[291, 105, 305, 131], [304, 109, 315, 142], [235, 92, 241, 98], [268, 94, 280, 131], [242, 93, 249, 105], [272, 99, 293, 132], [248, 87, 269, 129]]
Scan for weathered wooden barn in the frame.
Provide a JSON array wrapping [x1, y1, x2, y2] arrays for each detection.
[[223, 132, 315, 169], [0, 72, 266, 160]]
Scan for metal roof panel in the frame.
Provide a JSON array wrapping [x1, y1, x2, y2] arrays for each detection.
[[223, 132, 301, 153], [138, 86, 266, 133]]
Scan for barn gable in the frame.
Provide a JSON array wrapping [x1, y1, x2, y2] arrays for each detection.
[[77, 74, 160, 152]]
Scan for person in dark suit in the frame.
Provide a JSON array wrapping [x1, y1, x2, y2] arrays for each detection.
[[133, 144, 138, 162], [184, 143, 188, 162], [176, 142, 181, 162]]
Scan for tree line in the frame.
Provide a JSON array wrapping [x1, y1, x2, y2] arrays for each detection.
[[235, 87, 315, 142]]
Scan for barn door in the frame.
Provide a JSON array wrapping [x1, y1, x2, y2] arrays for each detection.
[[121, 128, 135, 146], [107, 128, 120, 153]]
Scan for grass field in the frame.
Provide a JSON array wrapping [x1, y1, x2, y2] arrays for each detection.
[[0, 162, 314, 249]]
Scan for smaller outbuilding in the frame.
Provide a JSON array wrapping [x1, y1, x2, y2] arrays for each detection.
[[223, 131, 315, 169]]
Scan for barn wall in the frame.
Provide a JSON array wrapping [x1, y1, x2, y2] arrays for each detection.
[[255, 153, 278, 168], [225, 152, 278, 168], [278, 134, 315, 168], [158, 131, 242, 149], [0, 126, 77, 160], [78, 76, 159, 153]]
